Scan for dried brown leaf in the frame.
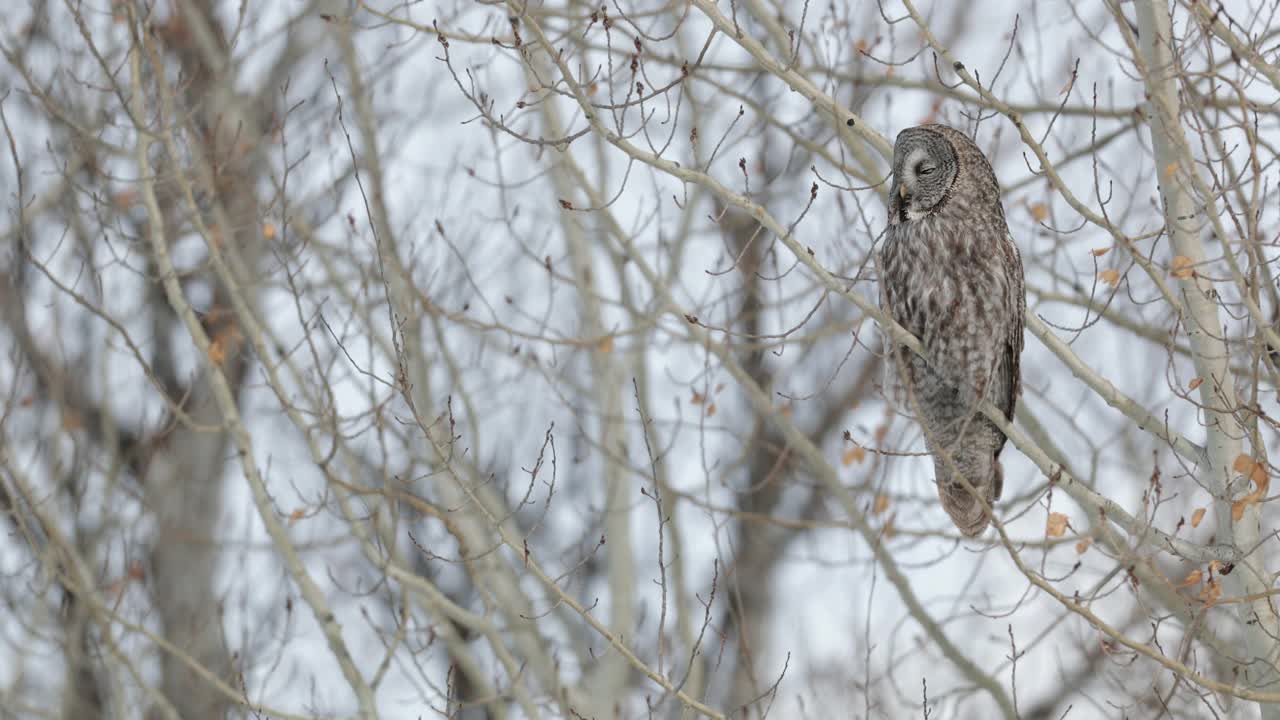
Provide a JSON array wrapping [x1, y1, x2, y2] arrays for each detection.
[[1046, 512, 1069, 538], [1199, 578, 1221, 606], [1170, 255, 1195, 279], [1232, 455, 1270, 520], [1233, 454, 1253, 476], [1242, 456, 1269, 488], [841, 446, 867, 466], [1190, 507, 1206, 528], [872, 493, 890, 515]]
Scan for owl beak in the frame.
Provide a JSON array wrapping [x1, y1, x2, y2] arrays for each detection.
[[898, 184, 909, 201]]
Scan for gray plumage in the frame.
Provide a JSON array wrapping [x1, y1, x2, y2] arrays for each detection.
[[880, 124, 1025, 537]]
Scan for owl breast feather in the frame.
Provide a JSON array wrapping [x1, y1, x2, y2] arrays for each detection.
[[882, 213, 1016, 403]]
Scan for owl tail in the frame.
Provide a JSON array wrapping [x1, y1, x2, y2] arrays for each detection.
[[932, 441, 1003, 537]]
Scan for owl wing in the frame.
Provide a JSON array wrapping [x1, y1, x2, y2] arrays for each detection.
[[997, 233, 1025, 433]]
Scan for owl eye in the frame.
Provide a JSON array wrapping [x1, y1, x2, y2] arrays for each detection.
[[917, 164, 936, 176]]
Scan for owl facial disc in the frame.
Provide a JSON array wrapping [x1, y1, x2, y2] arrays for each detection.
[[889, 128, 959, 222]]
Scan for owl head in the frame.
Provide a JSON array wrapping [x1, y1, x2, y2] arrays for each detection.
[[888, 125, 959, 224]]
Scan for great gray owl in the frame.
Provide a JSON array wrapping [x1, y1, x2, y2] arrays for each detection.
[[880, 124, 1025, 537]]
